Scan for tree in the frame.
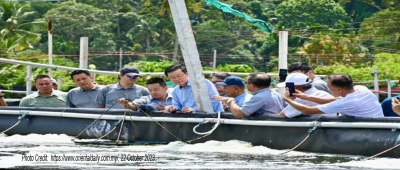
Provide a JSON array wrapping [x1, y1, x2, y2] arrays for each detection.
[[275, 0, 351, 28], [0, 1, 45, 53], [359, 8, 400, 53], [44, 1, 116, 55], [126, 15, 160, 51]]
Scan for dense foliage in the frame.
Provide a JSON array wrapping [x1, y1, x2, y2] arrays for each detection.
[[1, 0, 400, 94]]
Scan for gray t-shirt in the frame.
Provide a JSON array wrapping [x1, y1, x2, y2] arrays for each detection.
[[312, 77, 331, 94], [66, 84, 104, 108], [95, 82, 149, 109]]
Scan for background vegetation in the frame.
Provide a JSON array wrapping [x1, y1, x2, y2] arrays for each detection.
[[1, 0, 400, 95]]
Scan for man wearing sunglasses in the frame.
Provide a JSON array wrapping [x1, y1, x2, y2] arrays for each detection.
[[96, 67, 149, 109]]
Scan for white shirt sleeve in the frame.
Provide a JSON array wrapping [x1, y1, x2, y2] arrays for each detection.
[[282, 105, 303, 118], [318, 99, 344, 114]]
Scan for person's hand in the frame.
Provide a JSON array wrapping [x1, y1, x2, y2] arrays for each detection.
[[164, 105, 177, 112], [181, 107, 195, 113], [392, 97, 400, 115], [118, 98, 130, 109], [212, 95, 232, 103], [294, 89, 308, 100], [283, 88, 296, 101], [156, 104, 165, 110]]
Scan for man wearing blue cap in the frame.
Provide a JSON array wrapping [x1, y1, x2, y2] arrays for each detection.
[[213, 73, 285, 117], [215, 76, 252, 107], [96, 67, 149, 109]]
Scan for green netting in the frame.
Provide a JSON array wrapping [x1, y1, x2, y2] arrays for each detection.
[[204, 0, 274, 34]]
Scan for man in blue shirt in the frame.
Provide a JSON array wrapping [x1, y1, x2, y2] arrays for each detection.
[[213, 73, 285, 117], [118, 77, 173, 112], [96, 67, 149, 109], [215, 76, 252, 107], [164, 64, 223, 113], [381, 79, 400, 117]]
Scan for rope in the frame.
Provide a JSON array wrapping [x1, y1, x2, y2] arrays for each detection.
[[193, 112, 221, 135], [74, 101, 119, 139], [95, 126, 117, 141], [280, 117, 322, 155], [0, 114, 26, 135], [115, 109, 128, 143], [0, 120, 21, 134], [364, 143, 400, 160], [134, 103, 182, 141], [204, 0, 274, 34]]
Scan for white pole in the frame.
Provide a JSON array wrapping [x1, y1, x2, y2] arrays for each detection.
[[57, 76, 61, 90], [119, 48, 122, 70], [48, 20, 53, 77], [168, 0, 214, 113], [277, 31, 288, 96], [373, 67, 379, 100], [79, 37, 89, 69], [213, 49, 217, 69], [173, 35, 179, 64], [26, 65, 32, 95]]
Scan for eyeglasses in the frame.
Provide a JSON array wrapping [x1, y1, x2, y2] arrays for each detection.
[[169, 74, 186, 80], [212, 81, 223, 84]]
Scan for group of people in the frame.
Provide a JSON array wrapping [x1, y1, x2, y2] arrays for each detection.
[[0, 62, 399, 118]]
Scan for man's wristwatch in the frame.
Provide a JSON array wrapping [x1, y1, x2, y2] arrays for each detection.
[[226, 98, 235, 106]]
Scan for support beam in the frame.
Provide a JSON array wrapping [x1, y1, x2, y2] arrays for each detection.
[[79, 37, 89, 69], [168, 0, 214, 113], [48, 20, 53, 77], [26, 65, 32, 95]]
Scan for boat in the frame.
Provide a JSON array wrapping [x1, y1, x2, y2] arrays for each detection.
[[0, 106, 399, 158]]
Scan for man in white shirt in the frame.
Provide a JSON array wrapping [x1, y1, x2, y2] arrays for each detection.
[[283, 74, 384, 117], [279, 73, 335, 118]]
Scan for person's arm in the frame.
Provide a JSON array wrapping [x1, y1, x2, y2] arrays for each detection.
[[391, 98, 400, 116], [279, 111, 287, 117], [206, 80, 224, 112], [213, 96, 246, 117], [19, 98, 29, 107], [294, 90, 337, 104], [95, 87, 107, 108], [0, 91, 7, 106], [284, 98, 324, 114]]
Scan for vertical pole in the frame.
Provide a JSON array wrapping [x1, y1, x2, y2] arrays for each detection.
[[213, 49, 217, 69], [79, 37, 89, 69], [173, 35, 179, 64], [277, 31, 288, 96], [92, 73, 96, 83], [373, 67, 379, 100], [387, 79, 391, 98], [48, 20, 53, 77], [26, 65, 32, 95], [57, 76, 61, 90], [168, 0, 213, 113], [119, 48, 123, 70]]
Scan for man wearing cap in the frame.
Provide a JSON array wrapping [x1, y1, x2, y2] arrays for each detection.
[[20, 75, 67, 107], [96, 67, 149, 109], [67, 70, 104, 108], [213, 73, 285, 117], [288, 62, 330, 94], [279, 73, 335, 118], [51, 78, 58, 90], [211, 72, 231, 97], [283, 74, 384, 117], [215, 76, 252, 107]]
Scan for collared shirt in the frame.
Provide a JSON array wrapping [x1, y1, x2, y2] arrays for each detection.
[[234, 92, 253, 107], [172, 79, 223, 112], [282, 87, 336, 118], [133, 93, 173, 112], [381, 96, 400, 117], [312, 77, 331, 94], [96, 82, 149, 109], [66, 84, 104, 108], [318, 85, 384, 117], [240, 88, 285, 116], [19, 90, 67, 107]]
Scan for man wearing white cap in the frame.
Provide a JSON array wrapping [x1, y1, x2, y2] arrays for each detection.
[[283, 74, 384, 117], [51, 78, 58, 90], [279, 73, 335, 118]]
